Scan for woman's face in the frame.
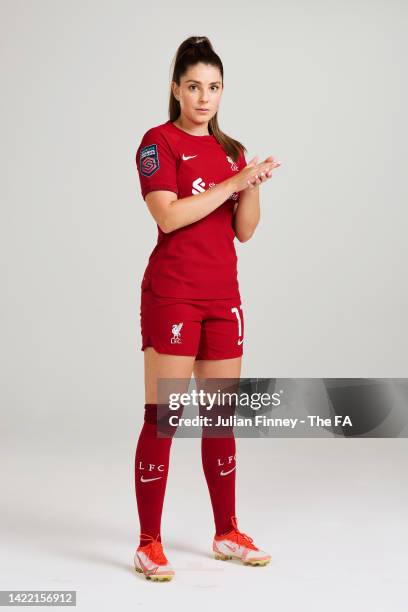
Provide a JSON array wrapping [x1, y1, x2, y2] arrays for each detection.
[[172, 62, 223, 125]]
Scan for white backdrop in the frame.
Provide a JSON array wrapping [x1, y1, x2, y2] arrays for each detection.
[[1, 1, 407, 610]]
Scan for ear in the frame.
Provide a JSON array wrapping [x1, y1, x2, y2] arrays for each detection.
[[171, 81, 179, 100]]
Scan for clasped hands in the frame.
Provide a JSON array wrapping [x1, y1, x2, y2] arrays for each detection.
[[246, 155, 282, 189]]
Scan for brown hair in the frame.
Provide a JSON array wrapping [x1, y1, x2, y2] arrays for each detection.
[[168, 36, 247, 163]]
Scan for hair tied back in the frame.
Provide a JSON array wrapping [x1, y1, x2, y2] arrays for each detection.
[[191, 36, 212, 49]]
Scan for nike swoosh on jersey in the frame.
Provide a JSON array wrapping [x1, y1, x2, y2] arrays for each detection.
[[182, 154, 197, 160], [140, 475, 163, 483], [237, 338, 244, 345]]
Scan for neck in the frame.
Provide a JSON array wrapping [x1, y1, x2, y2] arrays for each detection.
[[173, 115, 210, 136]]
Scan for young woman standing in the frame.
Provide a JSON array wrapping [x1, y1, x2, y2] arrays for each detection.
[[134, 36, 281, 581]]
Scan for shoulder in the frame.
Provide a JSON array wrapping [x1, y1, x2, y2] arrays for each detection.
[[141, 120, 168, 139], [137, 121, 178, 155]]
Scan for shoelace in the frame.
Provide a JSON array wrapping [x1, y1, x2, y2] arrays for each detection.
[[228, 515, 259, 550], [138, 533, 168, 565]]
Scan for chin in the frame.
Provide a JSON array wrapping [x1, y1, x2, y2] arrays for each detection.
[[193, 112, 212, 121]]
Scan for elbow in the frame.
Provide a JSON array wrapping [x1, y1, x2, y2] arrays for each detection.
[[236, 229, 255, 243], [238, 235, 252, 243], [234, 219, 259, 243], [158, 202, 179, 234], [160, 221, 179, 234], [158, 216, 174, 234], [159, 221, 171, 234]]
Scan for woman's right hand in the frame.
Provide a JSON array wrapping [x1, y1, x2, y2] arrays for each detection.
[[231, 156, 282, 192]]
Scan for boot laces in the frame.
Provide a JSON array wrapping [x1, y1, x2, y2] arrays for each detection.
[[138, 533, 168, 565], [229, 516, 259, 550]]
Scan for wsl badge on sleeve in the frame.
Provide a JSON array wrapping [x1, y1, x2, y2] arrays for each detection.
[[140, 143, 160, 176]]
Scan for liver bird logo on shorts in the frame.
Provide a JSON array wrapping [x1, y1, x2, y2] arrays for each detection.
[[140, 143, 159, 176], [171, 322, 183, 344]]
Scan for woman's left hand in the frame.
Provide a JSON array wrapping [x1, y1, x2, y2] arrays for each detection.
[[247, 155, 282, 188]]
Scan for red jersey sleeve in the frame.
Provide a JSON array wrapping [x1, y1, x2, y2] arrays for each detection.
[[136, 128, 178, 200]]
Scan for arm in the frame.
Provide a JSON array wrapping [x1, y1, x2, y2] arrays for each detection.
[[233, 185, 260, 243], [232, 155, 281, 242], [147, 156, 278, 234], [145, 177, 237, 234]]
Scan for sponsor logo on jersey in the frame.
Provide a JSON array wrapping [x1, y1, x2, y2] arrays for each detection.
[[192, 178, 237, 201], [192, 178, 206, 194], [171, 322, 183, 343], [140, 143, 159, 177]]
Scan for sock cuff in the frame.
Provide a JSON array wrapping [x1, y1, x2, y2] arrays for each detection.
[[144, 403, 158, 424]]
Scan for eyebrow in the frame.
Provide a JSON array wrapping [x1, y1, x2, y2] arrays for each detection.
[[185, 80, 222, 85]]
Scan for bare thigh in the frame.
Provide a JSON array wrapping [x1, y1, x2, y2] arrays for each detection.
[[144, 349, 243, 404], [193, 356, 243, 407], [193, 356, 242, 380], [144, 347, 197, 404]]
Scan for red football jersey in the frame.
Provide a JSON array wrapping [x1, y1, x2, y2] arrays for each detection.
[[135, 120, 247, 299]]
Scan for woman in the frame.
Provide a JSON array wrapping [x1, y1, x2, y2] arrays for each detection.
[[134, 36, 281, 581]]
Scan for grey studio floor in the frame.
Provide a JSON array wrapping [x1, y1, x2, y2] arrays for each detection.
[[1, 430, 407, 611]]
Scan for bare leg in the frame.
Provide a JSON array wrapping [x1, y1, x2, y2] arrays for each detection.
[[144, 347, 197, 403], [193, 356, 242, 380]]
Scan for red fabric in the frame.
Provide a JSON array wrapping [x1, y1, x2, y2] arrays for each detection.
[[134, 404, 175, 547], [200, 404, 237, 535], [135, 120, 247, 299], [135, 402, 237, 542], [140, 288, 244, 359]]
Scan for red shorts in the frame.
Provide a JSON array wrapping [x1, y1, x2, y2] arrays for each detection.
[[140, 288, 244, 360]]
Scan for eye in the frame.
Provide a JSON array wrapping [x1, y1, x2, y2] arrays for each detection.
[[188, 85, 220, 92]]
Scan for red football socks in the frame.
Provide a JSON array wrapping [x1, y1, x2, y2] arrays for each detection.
[[200, 403, 236, 535], [135, 402, 237, 544], [134, 404, 177, 547]]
